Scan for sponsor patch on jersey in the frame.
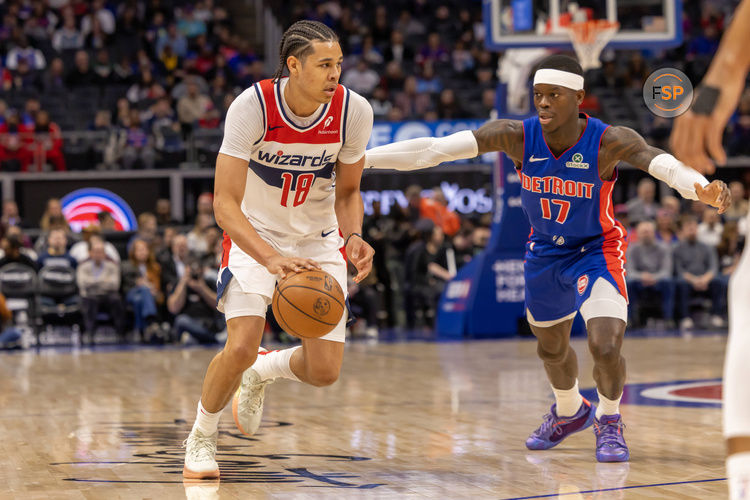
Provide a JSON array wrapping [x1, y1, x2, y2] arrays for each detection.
[[577, 274, 589, 295], [565, 152, 589, 169]]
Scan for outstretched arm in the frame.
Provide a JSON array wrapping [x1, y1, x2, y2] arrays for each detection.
[[670, 0, 750, 173], [366, 119, 524, 171], [601, 126, 731, 213]]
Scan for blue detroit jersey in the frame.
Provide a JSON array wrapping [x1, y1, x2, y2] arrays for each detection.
[[518, 113, 626, 248]]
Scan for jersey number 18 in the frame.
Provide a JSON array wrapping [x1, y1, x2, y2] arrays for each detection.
[[280, 173, 314, 207]]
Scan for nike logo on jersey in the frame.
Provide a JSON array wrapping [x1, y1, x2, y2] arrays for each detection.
[[529, 155, 549, 162], [321, 229, 336, 238], [268, 125, 284, 131]]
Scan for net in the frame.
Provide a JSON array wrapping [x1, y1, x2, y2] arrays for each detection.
[[566, 19, 620, 71]]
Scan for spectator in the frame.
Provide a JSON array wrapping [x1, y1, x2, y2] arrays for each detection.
[[160, 233, 189, 287], [420, 188, 460, 237], [52, 10, 84, 52], [177, 78, 212, 134], [187, 213, 214, 255], [120, 109, 156, 169], [81, 0, 116, 36], [92, 49, 113, 82], [383, 31, 413, 65], [76, 238, 125, 342], [66, 50, 99, 88], [394, 76, 433, 119], [5, 36, 46, 70], [416, 32, 450, 67], [29, 110, 66, 172], [717, 221, 743, 315], [166, 252, 221, 344], [1, 200, 24, 229], [37, 228, 76, 268], [674, 215, 725, 330], [0, 112, 31, 172], [195, 192, 215, 225], [655, 208, 678, 244], [9, 59, 43, 92], [39, 198, 66, 231], [404, 220, 451, 328], [128, 212, 158, 249], [84, 16, 111, 51], [70, 231, 120, 263], [97, 211, 117, 231], [725, 181, 749, 221], [156, 23, 188, 59], [43, 57, 67, 93], [0, 233, 37, 270], [437, 89, 465, 120], [341, 59, 380, 97], [625, 178, 659, 225], [697, 208, 723, 248], [121, 238, 163, 339], [625, 221, 675, 326], [416, 62, 443, 95], [155, 198, 178, 227], [369, 87, 392, 121]]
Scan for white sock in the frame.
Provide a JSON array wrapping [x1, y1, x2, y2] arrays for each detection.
[[727, 452, 750, 500], [552, 379, 583, 417], [595, 390, 622, 419], [192, 400, 222, 436], [252, 346, 301, 382]]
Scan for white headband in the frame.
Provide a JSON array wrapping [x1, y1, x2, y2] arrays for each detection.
[[533, 68, 584, 91]]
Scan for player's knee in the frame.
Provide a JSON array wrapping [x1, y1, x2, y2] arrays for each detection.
[[588, 337, 621, 365], [306, 365, 340, 387], [536, 341, 567, 364], [222, 344, 258, 373]]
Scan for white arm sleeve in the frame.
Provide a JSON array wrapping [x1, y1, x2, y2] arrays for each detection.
[[218, 86, 265, 162], [366, 130, 479, 171], [647, 153, 709, 201], [337, 89, 374, 164]]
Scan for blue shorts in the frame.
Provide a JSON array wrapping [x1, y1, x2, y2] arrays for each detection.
[[524, 236, 628, 322]]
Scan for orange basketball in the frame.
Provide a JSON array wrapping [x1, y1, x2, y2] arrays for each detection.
[[272, 270, 345, 339]]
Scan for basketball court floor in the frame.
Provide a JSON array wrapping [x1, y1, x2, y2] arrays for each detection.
[[0, 332, 728, 499]]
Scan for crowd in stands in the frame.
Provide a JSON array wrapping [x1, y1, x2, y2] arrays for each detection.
[[0, 184, 493, 348], [1, 0, 749, 171], [622, 179, 748, 330]]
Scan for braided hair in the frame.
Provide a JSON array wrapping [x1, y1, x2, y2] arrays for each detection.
[[272, 20, 339, 82]]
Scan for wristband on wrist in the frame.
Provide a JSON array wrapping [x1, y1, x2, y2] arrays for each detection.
[[344, 232, 362, 247], [692, 86, 720, 115]]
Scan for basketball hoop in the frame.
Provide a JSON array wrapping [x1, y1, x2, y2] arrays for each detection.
[[566, 20, 620, 71]]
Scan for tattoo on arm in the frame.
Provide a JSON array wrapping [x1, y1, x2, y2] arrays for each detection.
[[600, 126, 665, 175], [472, 119, 525, 161]]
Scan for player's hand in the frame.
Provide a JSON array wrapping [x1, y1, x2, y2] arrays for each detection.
[[345, 234, 374, 283], [265, 254, 320, 279], [670, 78, 745, 174], [695, 181, 732, 214]]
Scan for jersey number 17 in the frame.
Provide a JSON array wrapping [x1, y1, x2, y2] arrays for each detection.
[[280, 172, 314, 207]]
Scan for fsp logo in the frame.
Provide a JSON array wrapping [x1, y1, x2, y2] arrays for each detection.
[[643, 68, 693, 118]]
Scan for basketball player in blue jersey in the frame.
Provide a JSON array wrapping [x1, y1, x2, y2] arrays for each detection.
[[182, 21, 374, 479], [671, 0, 750, 495], [366, 54, 731, 462]]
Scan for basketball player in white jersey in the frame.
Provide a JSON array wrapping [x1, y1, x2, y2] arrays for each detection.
[[671, 1, 750, 497], [183, 20, 374, 479]]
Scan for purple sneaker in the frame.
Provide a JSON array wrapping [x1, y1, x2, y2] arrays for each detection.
[[594, 414, 630, 462], [525, 398, 596, 450]]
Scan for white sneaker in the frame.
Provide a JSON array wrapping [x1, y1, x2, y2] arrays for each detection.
[[232, 349, 273, 436], [183, 429, 219, 479], [679, 317, 694, 330], [710, 315, 725, 328]]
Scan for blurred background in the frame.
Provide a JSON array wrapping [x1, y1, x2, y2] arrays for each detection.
[[0, 0, 745, 349]]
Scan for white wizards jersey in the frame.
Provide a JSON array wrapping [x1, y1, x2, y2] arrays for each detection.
[[218, 77, 371, 238]]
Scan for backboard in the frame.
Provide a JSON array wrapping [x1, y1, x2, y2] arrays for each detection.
[[483, 0, 682, 50]]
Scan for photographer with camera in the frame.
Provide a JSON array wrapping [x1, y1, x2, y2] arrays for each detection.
[[166, 252, 223, 344]]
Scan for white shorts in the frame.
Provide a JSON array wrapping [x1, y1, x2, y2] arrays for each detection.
[[217, 227, 348, 343]]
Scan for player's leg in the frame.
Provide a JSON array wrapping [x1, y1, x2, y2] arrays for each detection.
[[724, 213, 750, 500], [579, 276, 629, 462], [184, 278, 267, 478], [524, 250, 596, 450]]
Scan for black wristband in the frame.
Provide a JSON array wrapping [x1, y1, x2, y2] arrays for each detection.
[[692, 86, 720, 115], [344, 232, 362, 247]]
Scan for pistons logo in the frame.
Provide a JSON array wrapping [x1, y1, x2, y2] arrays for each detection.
[[577, 274, 589, 295]]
